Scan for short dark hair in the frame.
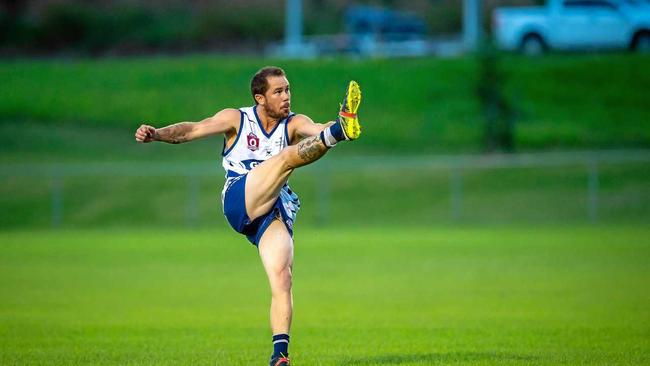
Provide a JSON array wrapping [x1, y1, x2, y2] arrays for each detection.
[[251, 66, 286, 103]]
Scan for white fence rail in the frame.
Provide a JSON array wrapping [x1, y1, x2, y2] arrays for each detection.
[[2, 150, 650, 228]]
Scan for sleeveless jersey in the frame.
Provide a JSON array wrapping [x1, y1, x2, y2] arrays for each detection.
[[221, 106, 300, 222]]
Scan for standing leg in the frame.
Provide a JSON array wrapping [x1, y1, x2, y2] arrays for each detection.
[[252, 80, 361, 366], [259, 219, 294, 362]]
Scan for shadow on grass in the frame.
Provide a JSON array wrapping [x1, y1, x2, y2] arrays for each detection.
[[341, 352, 537, 365]]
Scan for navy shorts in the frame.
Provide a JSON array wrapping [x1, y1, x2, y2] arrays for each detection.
[[222, 174, 298, 246]]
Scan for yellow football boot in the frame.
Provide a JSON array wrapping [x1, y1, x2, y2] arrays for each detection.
[[337, 80, 362, 140]]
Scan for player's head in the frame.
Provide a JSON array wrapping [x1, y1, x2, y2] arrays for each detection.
[[251, 66, 291, 119]]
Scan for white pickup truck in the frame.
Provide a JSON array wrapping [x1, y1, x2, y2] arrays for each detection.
[[493, 0, 650, 54]]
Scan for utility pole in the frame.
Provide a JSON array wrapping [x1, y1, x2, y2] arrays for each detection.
[[463, 0, 482, 52], [284, 0, 304, 56]]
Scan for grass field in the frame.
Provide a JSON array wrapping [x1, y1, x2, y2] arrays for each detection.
[[1, 52, 648, 365], [1, 226, 648, 365]]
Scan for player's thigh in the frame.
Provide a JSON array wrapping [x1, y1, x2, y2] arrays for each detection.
[[258, 219, 294, 283], [245, 153, 293, 220]]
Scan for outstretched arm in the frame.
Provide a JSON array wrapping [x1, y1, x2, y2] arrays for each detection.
[[288, 114, 335, 144], [135, 108, 240, 144]]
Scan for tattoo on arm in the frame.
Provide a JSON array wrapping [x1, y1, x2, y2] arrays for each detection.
[[154, 123, 191, 144], [297, 136, 326, 161]]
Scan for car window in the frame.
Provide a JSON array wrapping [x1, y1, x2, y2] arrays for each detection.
[[564, 0, 618, 9]]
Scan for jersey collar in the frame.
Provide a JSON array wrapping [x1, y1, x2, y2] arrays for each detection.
[[253, 105, 283, 138]]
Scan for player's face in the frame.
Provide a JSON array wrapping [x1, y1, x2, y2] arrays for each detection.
[[261, 76, 291, 119]]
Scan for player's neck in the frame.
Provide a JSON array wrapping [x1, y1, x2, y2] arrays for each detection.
[[257, 107, 280, 131]]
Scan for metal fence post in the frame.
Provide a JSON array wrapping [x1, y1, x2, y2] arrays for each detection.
[[51, 173, 63, 228], [588, 160, 599, 222], [451, 165, 463, 221], [186, 175, 200, 227]]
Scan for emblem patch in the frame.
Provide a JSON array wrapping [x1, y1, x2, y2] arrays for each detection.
[[247, 133, 259, 151], [264, 146, 272, 157]]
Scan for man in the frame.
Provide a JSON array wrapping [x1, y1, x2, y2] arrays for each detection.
[[134, 66, 362, 366]]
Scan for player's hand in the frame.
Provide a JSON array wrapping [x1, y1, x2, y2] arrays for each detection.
[[135, 124, 157, 143]]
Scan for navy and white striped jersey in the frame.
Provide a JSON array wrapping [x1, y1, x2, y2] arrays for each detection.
[[220, 105, 300, 221], [221, 105, 292, 180]]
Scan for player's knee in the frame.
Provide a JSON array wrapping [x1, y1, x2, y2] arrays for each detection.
[[272, 266, 292, 293], [278, 148, 297, 170]]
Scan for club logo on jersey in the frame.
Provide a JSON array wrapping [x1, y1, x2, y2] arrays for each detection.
[[240, 159, 263, 170], [247, 133, 259, 151]]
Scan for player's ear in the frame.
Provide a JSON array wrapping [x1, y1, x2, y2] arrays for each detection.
[[254, 93, 265, 106]]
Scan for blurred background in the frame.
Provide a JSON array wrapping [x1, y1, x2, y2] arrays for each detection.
[[1, 0, 649, 229], [1, 1, 649, 365]]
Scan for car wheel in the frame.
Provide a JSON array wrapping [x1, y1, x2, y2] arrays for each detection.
[[634, 33, 650, 53], [521, 35, 545, 56]]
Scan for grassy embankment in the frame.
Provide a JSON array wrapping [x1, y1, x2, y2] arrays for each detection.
[[1, 55, 649, 229], [1, 54, 649, 159]]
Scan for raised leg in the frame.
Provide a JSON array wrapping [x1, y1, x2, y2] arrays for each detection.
[[246, 80, 362, 222], [258, 219, 294, 335], [245, 135, 327, 221]]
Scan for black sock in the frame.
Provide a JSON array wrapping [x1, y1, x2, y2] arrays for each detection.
[[329, 119, 345, 141], [272, 333, 290, 358], [320, 121, 347, 148]]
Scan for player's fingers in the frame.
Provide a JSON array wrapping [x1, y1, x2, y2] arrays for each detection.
[[137, 125, 151, 133], [135, 125, 154, 142], [135, 131, 147, 142], [145, 126, 156, 138]]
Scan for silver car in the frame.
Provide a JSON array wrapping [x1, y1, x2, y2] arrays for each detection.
[[493, 0, 650, 54]]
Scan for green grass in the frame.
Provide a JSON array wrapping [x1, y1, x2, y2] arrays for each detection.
[[1, 54, 649, 152], [1, 226, 648, 365]]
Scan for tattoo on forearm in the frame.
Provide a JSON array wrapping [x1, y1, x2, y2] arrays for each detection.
[[155, 123, 190, 144], [298, 136, 325, 161]]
